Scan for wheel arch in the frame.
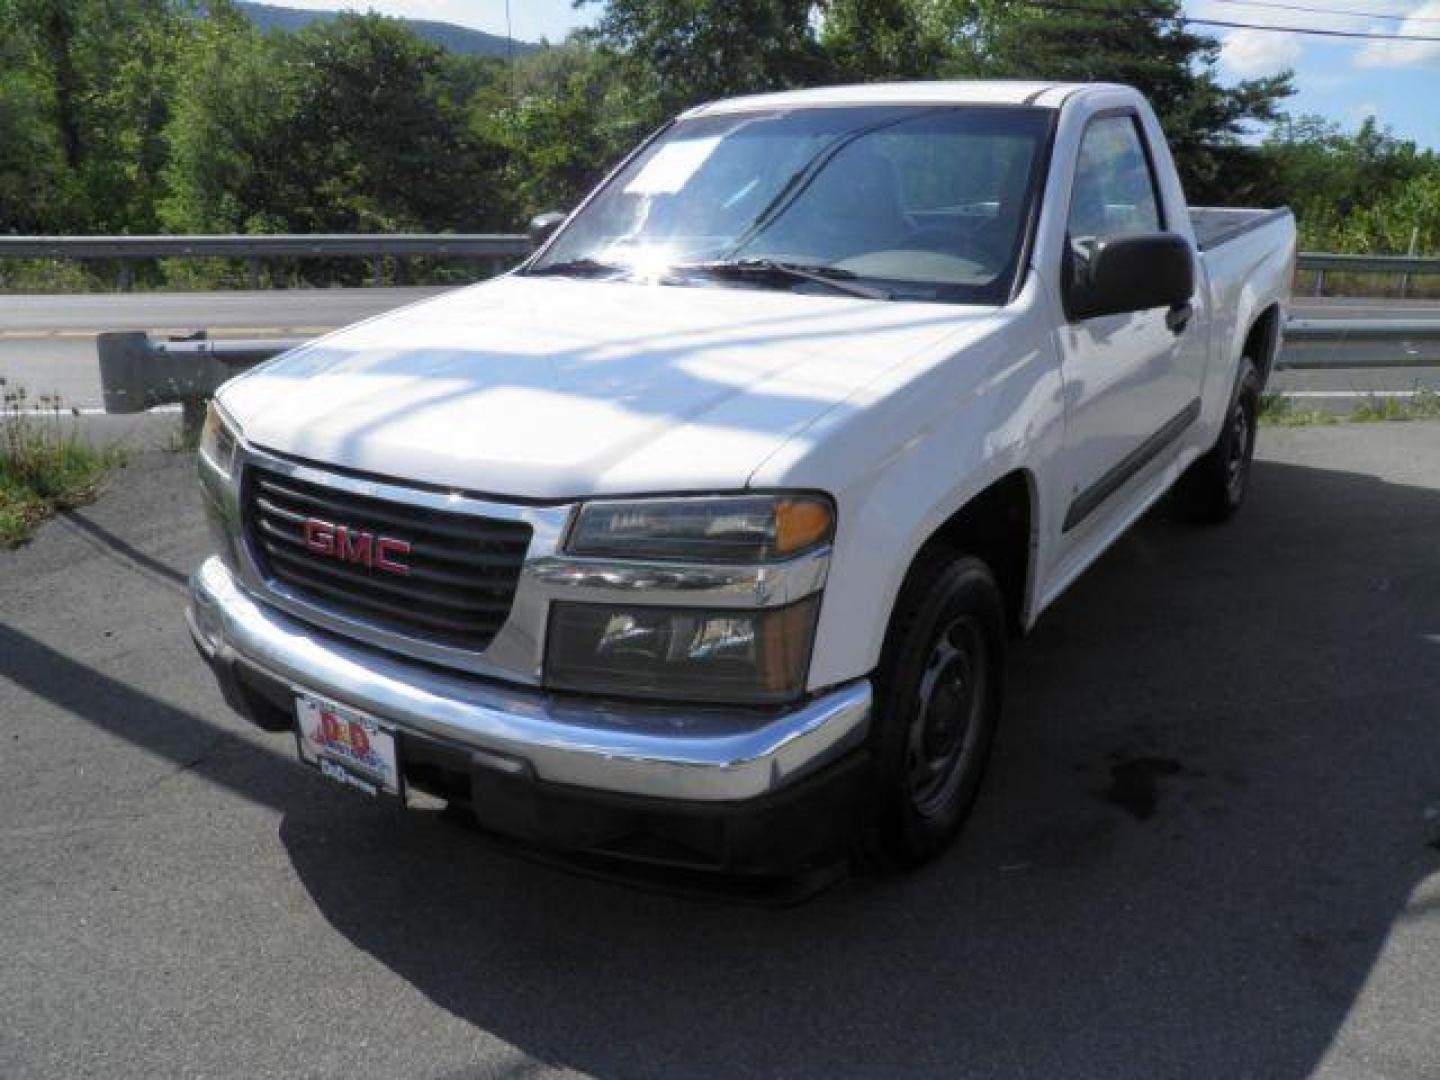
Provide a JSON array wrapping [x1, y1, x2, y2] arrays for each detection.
[[1242, 302, 1284, 389], [899, 469, 1038, 638]]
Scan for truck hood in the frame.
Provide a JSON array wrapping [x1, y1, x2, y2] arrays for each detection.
[[219, 275, 1000, 499]]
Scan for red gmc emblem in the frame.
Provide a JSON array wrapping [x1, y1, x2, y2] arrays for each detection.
[[303, 517, 411, 575]]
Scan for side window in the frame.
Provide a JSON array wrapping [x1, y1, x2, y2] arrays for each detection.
[[1067, 115, 1162, 242]]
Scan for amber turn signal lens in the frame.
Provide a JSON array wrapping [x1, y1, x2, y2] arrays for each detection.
[[775, 498, 834, 557]]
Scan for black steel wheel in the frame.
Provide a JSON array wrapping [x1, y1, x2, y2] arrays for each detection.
[[861, 549, 1005, 872], [1173, 358, 1260, 524]]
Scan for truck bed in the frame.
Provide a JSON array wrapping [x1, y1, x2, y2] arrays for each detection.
[[1190, 207, 1293, 252]]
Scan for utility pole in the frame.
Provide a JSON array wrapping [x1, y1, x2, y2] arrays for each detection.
[[505, 0, 516, 99]]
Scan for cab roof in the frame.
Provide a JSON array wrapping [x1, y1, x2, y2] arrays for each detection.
[[680, 81, 1125, 118]]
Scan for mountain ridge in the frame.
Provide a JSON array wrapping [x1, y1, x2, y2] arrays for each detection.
[[234, 1, 542, 56]]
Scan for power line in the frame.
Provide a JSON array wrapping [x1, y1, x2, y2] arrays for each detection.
[[1026, 0, 1440, 42], [1207, 0, 1440, 26], [1187, 11, 1440, 39]]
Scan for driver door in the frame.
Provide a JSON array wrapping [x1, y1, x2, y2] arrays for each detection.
[[1054, 112, 1202, 540]]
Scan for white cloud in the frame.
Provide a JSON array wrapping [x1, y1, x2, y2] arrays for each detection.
[[1220, 28, 1303, 75], [1356, 0, 1440, 67]]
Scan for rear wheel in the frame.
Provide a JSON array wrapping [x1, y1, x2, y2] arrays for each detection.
[[860, 549, 1005, 872], [1173, 358, 1260, 524]]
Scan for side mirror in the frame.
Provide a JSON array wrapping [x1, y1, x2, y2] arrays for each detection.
[[528, 210, 567, 250], [1066, 232, 1194, 322]]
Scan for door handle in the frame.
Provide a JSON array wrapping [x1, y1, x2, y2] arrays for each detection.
[[1166, 302, 1193, 335]]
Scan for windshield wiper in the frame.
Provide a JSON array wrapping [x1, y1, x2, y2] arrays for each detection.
[[673, 259, 892, 300], [527, 257, 629, 279]]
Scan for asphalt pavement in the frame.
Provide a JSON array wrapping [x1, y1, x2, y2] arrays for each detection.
[[0, 287, 443, 335], [1, 422, 1437, 1078]]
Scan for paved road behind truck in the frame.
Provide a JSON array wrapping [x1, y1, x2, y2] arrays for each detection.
[[1, 423, 1437, 1079]]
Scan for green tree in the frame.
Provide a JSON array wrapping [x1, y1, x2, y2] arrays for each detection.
[[159, 8, 293, 234], [1266, 114, 1429, 213], [163, 10, 496, 236], [581, 0, 828, 131], [963, 0, 1292, 200], [0, 1, 70, 232], [470, 42, 643, 222], [1263, 114, 1437, 251], [820, 0, 948, 80], [579, 0, 1292, 201], [3, 0, 197, 232], [280, 15, 493, 231]]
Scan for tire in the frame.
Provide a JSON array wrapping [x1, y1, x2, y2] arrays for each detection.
[[859, 548, 1006, 872], [1172, 358, 1260, 524]]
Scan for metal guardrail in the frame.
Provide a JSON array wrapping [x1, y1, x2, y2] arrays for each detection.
[[1284, 318, 1440, 339], [1296, 252, 1440, 275], [1279, 318, 1440, 371], [1296, 252, 1440, 299], [1, 234, 531, 289]]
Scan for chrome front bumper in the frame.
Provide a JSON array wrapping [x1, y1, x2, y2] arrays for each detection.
[[188, 557, 872, 803]]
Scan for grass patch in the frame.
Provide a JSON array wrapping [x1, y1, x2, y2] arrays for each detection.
[[0, 380, 127, 549], [1349, 389, 1440, 422], [1258, 392, 1338, 427], [1259, 389, 1440, 427]]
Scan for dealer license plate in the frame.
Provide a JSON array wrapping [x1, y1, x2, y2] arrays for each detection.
[[295, 694, 402, 798]]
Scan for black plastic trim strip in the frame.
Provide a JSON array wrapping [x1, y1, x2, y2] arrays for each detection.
[[1007, 110, 1062, 305], [1063, 397, 1200, 532]]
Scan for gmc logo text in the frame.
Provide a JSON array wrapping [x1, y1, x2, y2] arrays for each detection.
[[302, 518, 412, 575]]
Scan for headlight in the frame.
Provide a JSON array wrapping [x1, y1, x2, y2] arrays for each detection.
[[197, 400, 242, 567], [198, 400, 240, 479], [545, 596, 819, 705], [565, 494, 833, 563]]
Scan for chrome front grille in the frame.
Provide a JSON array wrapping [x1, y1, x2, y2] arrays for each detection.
[[242, 465, 532, 651]]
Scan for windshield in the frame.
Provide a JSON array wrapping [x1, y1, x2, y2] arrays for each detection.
[[529, 105, 1053, 305]]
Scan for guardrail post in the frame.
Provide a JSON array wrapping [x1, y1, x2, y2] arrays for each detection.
[[371, 254, 384, 286], [247, 256, 261, 290], [1313, 269, 1325, 298], [1400, 227, 1419, 299], [181, 397, 207, 442], [118, 261, 134, 293]]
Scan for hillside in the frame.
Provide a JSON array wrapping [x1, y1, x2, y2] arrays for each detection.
[[234, 1, 540, 56]]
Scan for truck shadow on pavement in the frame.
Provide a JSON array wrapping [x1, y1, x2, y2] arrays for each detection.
[[274, 456, 1440, 1078], [3, 456, 1437, 1078]]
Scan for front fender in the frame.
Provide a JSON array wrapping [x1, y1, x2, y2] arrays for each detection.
[[749, 300, 1065, 692]]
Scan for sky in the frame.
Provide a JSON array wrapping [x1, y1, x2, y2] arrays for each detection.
[[264, 0, 1440, 147], [1195, 0, 1440, 147]]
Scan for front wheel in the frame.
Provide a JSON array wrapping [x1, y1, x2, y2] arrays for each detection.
[[859, 550, 1006, 872], [1172, 358, 1260, 524]]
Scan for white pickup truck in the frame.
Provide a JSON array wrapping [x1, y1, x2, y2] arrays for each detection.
[[189, 81, 1295, 882]]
